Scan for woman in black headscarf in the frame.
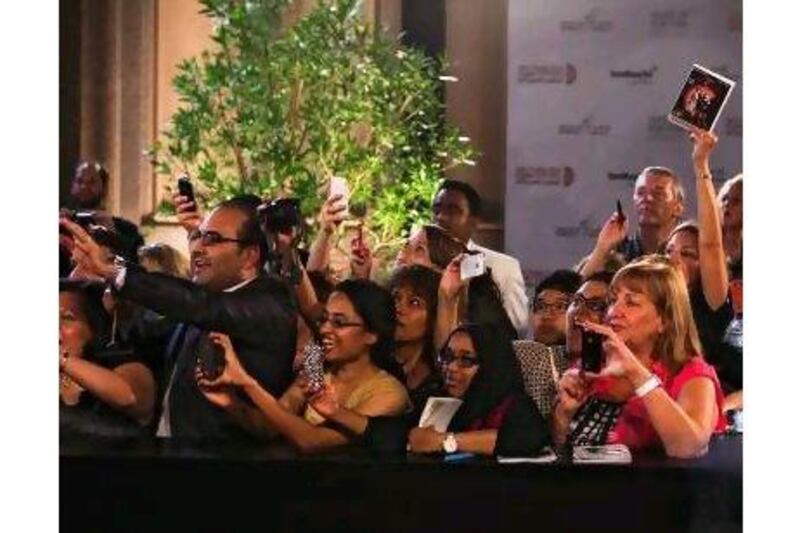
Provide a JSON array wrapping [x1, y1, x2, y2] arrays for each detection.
[[407, 323, 550, 456]]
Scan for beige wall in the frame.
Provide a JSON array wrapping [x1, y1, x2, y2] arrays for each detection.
[[445, 0, 507, 251]]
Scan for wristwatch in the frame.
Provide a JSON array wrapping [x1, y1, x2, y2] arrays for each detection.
[[442, 433, 458, 454]]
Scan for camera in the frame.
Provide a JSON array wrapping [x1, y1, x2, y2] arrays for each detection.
[[258, 198, 303, 234], [581, 329, 604, 373], [258, 198, 304, 284]]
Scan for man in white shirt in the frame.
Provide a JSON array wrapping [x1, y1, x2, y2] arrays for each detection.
[[431, 180, 529, 337]]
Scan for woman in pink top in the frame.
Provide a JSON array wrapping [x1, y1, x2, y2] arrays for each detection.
[[551, 255, 725, 458]]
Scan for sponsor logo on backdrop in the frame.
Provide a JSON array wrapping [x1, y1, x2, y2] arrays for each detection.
[[518, 63, 577, 84], [558, 115, 611, 136], [650, 9, 690, 31], [560, 8, 614, 33], [515, 166, 575, 187], [647, 115, 684, 139], [607, 171, 639, 183], [554, 217, 601, 239], [610, 66, 658, 85], [724, 116, 742, 137]]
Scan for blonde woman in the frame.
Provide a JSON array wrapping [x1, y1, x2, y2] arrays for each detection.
[[552, 256, 725, 458]]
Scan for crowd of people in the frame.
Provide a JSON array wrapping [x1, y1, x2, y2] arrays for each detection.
[[58, 128, 742, 460]]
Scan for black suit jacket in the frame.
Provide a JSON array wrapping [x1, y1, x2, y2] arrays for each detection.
[[119, 267, 297, 440]]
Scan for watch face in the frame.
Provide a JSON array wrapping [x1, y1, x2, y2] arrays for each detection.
[[443, 434, 458, 453]]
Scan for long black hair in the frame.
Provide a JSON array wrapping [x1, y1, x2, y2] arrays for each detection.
[[332, 279, 405, 382], [443, 322, 526, 432]]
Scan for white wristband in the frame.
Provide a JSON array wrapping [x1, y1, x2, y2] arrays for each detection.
[[635, 374, 661, 398]]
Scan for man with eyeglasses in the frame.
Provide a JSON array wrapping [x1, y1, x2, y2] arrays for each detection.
[[514, 271, 613, 419], [62, 195, 297, 441], [579, 167, 685, 278], [529, 270, 582, 347]]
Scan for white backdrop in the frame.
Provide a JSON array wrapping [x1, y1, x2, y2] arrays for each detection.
[[506, 0, 742, 286]]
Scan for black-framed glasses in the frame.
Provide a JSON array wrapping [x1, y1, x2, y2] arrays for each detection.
[[438, 349, 479, 369], [188, 229, 247, 247], [569, 294, 608, 314], [318, 313, 365, 330], [532, 300, 570, 313]]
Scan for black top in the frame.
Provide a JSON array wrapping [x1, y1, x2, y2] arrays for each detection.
[[690, 287, 734, 371], [119, 267, 298, 441]]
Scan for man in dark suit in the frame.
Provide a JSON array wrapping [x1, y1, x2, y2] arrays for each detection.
[[63, 196, 297, 441]]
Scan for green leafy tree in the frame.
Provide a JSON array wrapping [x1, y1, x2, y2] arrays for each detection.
[[149, 0, 475, 260]]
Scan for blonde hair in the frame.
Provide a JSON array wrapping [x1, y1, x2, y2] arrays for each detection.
[[137, 243, 190, 279], [611, 255, 703, 374], [717, 173, 743, 204]]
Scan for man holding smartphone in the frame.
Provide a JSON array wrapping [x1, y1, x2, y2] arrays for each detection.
[[432, 179, 529, 338], [62, 195, 297, 441]]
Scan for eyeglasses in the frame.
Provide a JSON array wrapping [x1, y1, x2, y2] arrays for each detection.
[[438, 349, 479, 369], [570, 294, 608, 314], [318, 314, 365, 330], [188, 229, 247, 247], [532, 300, 570, 313]]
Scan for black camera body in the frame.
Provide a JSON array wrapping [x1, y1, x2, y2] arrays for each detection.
[[177, 175, 196, 209], [258, 198, 302, 234], [581, 329, 604, 373], [258, 198, 304, 285]]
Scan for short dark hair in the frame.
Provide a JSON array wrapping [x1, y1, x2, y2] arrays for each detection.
[[59, 279, 111, 357], [534, 269, 582, 299], [75, 161, 110, 190], [584, 270, 615, 286], [437, 179, 482, 218], [217, 195, 269, 270]]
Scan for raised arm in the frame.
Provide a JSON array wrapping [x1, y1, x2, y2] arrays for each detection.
[[578, 213, 629, 278], [60, 348, 155, 425], [306, 194, 348, 273], [690, 129, 729, 310], [435, 255, 467, 350]]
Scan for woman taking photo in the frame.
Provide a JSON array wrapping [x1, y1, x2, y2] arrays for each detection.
[[59, 280, 155, 437], [408, 323, 549, 457], [551, 256, 726, 458], [196, 279, 410, 453]]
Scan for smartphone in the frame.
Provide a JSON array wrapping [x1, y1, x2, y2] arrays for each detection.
[[74, 211, 96, 230], [328, 176, 349, 215], [197, 337, 225, 381], [460, 251, 486, 280], [581, 329, 604, 373], [177, 175, 196, 209], [615, 199, 626, 223], [302, 343, 326, 394]]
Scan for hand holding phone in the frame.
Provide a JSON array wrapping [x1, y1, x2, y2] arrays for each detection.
[[177, 175, 197, 212], [328, 176, 350, 216], [615, 199, 626, 224], [460, 251, 486, 280], [302, 343, 325, 395], [580, 328, 604, 373]]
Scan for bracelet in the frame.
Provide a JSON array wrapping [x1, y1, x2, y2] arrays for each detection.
[[634, 374, 661, 398]]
